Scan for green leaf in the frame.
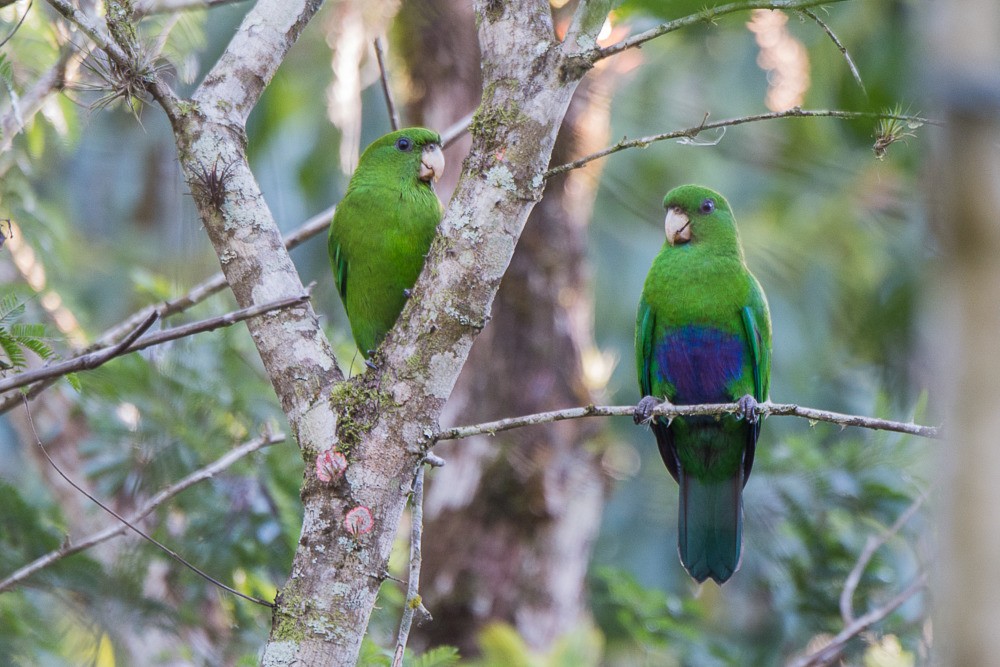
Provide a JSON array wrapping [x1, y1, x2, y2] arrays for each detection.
[[410, 646, 461, 667]]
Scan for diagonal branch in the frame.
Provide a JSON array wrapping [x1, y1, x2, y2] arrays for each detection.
[[0, 292, 310, 401], [374, 36, 400, 132], [788, 572, 928, 667], [0, 207, 333, 415], [192, 0, 323, 125], [433, 400, 942, 443], [580, 0, 852, 64], [800, 8, 865, 95], [839, 491, 928, 625], [133, 0, 250, 15], [545, 108, 938, 178], [0, 425, 284, 594]]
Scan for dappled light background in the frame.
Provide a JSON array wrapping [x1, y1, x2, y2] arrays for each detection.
[[0, 0, 934, 664]]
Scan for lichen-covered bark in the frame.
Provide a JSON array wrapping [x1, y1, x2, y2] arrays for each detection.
[[395, 0, 617, 650], [59, 0, 608, 662], [260, 1, 606, 664]]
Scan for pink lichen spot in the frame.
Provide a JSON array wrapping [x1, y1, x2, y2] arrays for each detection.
[[316, 450, 347, 483], [344, 506, 374, 537]]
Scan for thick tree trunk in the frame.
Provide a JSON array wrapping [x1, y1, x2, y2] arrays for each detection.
[[397, 0, 615, 653], [928, 0, 1000, 662]]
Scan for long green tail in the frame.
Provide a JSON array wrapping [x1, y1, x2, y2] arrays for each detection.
[[677, 471, 744, 584]]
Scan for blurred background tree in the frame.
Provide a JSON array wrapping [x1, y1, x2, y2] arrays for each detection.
[[0, 0, 939, 665]]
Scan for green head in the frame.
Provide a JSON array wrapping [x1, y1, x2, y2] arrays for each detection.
[[351, 127, 444, 191], [660, 184, 743, 259]]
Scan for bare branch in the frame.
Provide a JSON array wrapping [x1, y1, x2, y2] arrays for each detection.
[[192, 0, 323, 125], [16, 396, 277, 606], [441, 109, 475, 148], [840, 491, 928, 625], [134, 0, 250, 15], [392, 465, 431, 667], [800, 8, 865, 96], [374, 36, 400, 131], [788, 573, 928, 667], [434, 400, 942, 443], [0, 0, 32, 49], [0, 428, 285, 594], [582, 0, 852, 64], [44, 0, 123, 57], [0, 207, 332, 415], [0, 292, 310, 399], [92, 204, 333, 350], [545, 108, 938, 178], [43, 0, 181, 117]]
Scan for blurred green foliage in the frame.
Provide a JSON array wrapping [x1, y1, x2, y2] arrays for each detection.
[[0, 0, 931, 664]]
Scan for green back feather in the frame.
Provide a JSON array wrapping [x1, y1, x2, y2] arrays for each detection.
[[328, 128, 444, 356]]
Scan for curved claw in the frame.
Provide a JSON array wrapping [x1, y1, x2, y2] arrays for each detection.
[[634, 395, 662, 425], [737, 394, 759, 424]]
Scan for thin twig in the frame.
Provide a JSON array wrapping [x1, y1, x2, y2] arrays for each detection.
[[133, 0, 249, 16], [2, 45, 82, 154], [17, 396, 277, 606], [544, 108, 939, 178], [0, 207, 332, 414], [0, 428, 285, 593], [584, 0, 852, 64], [788, 573, 928, 667], [92, 205, 332, 350], [392, 465, 431, 667], [0, 292, 309, 396], [800, 8, 865, 96], [44, 0, 126, 62], [374, 36, 400, 131], [839, 491, 928, 625], [441, 110, 475, 149], [433, 400, 942, 443], [0, 0, 32, 49]]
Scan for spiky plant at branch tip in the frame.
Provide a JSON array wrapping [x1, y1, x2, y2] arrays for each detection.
[[874, 105, 922, 160], [76, 40, 167, 119]]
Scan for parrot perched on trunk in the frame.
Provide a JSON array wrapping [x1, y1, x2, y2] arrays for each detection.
[[328, 127, 445, 359], [634, 184, 771, 585]]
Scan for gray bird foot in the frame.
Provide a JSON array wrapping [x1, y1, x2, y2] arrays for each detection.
[[736, 394, 759, 424], [634, 395, 662, 425], [364, 357, 378, 370]]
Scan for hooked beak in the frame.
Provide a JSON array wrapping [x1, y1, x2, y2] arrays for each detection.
[[664, 206, 692, 245], [419, 143, 444, 183]]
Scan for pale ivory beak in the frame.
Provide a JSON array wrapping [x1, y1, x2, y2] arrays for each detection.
[[664, 207, 692, 245], [419, 144, 445, 183]]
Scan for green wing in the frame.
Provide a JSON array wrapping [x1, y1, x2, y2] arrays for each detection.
[[740, 306, 764, 403], [331, 239, 349, 312], [635, 296, 656, 398]]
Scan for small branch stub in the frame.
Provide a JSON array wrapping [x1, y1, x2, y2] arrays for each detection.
[[316, 450, 348, 484], [344, 506, 374, 538]]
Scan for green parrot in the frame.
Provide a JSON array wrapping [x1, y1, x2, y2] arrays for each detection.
[[328, 128, 445, 359], [634, 184, 772, 585]]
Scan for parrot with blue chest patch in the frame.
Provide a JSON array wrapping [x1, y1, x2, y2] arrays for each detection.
[[634, 184, 772, 585]]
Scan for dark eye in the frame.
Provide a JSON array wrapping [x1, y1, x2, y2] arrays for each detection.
[[699, 198, 715, 214], [395, 137, 413, 152]]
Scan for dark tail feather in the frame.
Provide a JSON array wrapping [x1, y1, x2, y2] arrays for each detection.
[[677, 470, 744, 584]]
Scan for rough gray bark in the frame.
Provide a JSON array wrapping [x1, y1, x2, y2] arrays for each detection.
[[394, 0, 616, 644], [259, 2, 608, 664], [927, 0, 1000, 663]]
